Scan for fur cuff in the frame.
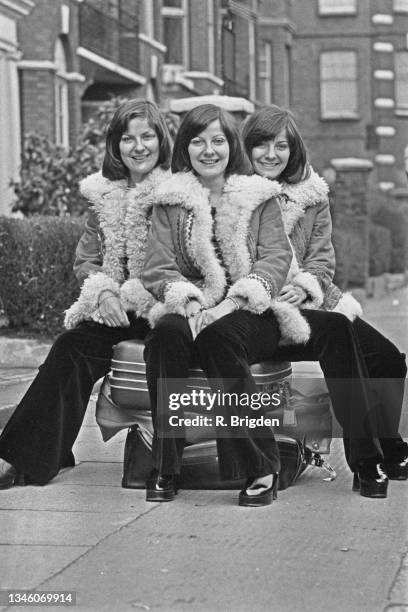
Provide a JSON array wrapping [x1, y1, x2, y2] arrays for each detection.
[[64, 272, 120, 329], [271, 300, 311, 345], [228, 277, 271, 314], [147, 302, 169, 327], [292, 271, 324, 308], [147, 281, 205, 327], [120, 279, 156, 319], [333, 292, 362, 321], [164, 281, 205, 311]]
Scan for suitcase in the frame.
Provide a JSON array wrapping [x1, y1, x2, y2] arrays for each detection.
[[122, 424, 309, 491], [95, 339, 336, 489]]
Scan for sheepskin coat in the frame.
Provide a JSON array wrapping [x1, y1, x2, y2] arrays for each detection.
[[142, 171, 312, 344], [279, 168, 362, 321], [64, 167, 169, 329]]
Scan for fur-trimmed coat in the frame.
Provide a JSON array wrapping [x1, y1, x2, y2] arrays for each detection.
[[142, 171, 313, 344], [64, 167, 169, 329], [279, 167, 362, 320]]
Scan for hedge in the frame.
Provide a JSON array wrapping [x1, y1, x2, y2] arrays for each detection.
[[0, 216, 83, 337], [369, 223, 392, 277]]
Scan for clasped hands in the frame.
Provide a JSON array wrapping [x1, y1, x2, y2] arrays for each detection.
[[278, 283, 307, 306], [185, 298, 236, 339]]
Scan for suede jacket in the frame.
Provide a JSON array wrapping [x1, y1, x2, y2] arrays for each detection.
[[279, 168, 362, 320], [142, 171, 312, 344], [64, 167, 169, 329]]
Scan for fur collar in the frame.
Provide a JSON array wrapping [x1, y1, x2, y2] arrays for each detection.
[[278, 168, 329, 234], [81, 167, 170, 283], [154, 171, 281, 211]]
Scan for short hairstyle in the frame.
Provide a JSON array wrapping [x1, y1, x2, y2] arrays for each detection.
[[171, 104, 253, 176], [102, 99, 172, 181], [241, 105, 309, 183]]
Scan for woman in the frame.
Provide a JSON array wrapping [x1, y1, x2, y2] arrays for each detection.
[[242, 105, 407, 498], [0, 99, 172, 488], [141, 103, 298, 507]]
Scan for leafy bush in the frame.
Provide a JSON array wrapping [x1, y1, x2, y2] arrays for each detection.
[[369, 224, 392, 276], [0, 216, 83, 337], [373, 205, 408, 273], [11, 97, 179, 217]]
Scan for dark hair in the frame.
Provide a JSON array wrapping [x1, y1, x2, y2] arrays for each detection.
[[171, 104, 252, 176], [102, 99, 172, 180], [241, 105, 309, 183]]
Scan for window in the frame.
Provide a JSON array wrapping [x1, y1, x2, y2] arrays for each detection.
[[161, 0, 188, 66], [259, 41, 272, 104], [395, 52, 408, 111], [54, 38, 69, 148], [393, 0, 408, 12], [320, 51, 358, 118], [318, 0, 357, 15]]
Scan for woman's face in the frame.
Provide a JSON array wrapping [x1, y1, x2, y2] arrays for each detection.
[[188, 120, 230, 182], [251, 128, 290, 180], [119, 117, 160, 183]]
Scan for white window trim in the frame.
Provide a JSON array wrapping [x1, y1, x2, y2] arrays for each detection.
[[318, 0, 357, 16], [393, 0, 408, 13]]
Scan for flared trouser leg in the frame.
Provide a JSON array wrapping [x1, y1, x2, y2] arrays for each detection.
[[352, 317, 407, 461], [144, 314, 194, 476], [195, 310, 282, 480], [0, 317, 150, 484], [144, 310, 282, 480], [273, 310, 383, 470]]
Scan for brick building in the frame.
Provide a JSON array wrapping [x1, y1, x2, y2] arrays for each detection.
[[2, 0, 408, 215], [286, 0, 408, 193]]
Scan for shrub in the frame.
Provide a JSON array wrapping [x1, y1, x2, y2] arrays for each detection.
[[373, 205, 408, 273], [369, 223, 392, 276], [0, 216, 83, 337]]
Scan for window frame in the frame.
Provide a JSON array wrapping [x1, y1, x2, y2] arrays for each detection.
[[320, 49, 359, 120], [161, 0, 189, 68], [54, 38, 69, 148], [395, 50, 408, 114], [259, 40, 272, 105]]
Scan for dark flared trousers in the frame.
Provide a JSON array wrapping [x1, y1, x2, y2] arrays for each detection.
[[274, 311, 407, 468], [144, 311, 283, 480], [0, 315, 150, 484]]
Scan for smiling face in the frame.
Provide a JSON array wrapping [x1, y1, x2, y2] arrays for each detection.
[[119, 117, 160, 183], [250, 128, 290, 180], [187, 120, 230, 184]]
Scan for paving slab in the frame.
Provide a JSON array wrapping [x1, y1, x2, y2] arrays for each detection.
[[0, 545, 90, 591]]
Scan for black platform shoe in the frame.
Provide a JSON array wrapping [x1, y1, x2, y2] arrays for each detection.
[[384, 456, 408, 480], [352, 462, 388, 498], [0, 463, 25, 490], [238, 473, 279, 507], [145, 470, 177, 502]]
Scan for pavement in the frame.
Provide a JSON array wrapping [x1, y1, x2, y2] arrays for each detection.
[[0, 288, 407, 612]]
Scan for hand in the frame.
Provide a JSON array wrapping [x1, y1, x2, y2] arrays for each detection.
[[203, 299, 237, 326], [185, 299, 204, 339], [95, 295, 130, 327], [278, 284, 307, 306]]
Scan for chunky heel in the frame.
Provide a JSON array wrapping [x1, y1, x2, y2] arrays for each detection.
[[353, 463, 388, 498], [238, 473, 279, 507], [145, 470, 177, 502]]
